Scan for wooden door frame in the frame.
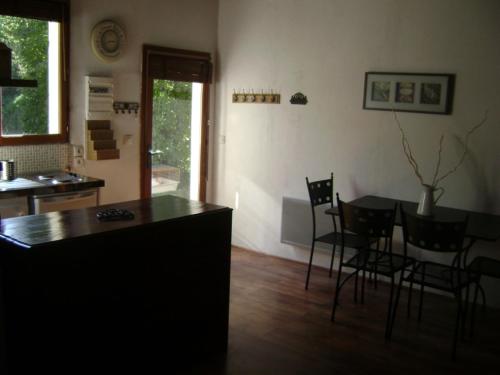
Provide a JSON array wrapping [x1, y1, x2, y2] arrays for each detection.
[[140, 44, 211, 201]]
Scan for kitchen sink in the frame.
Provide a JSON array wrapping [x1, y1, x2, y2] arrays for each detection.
[[0, 178, 45, 190], [37, 173, 83, 184]]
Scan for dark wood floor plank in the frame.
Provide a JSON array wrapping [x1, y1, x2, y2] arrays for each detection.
[[181, 247, 500, 374]]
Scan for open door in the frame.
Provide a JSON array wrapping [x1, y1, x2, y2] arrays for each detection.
[[140, 45, 211, 201]]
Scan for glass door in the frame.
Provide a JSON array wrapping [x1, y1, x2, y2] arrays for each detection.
[[150, 80, 203, 200], [140, 45, 211, 201]]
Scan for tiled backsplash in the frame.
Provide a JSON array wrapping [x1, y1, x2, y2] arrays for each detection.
[[0, 143, 70, 174]]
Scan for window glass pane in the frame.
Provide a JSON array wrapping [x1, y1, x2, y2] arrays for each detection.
[[0, 15, 60, 136], [152, 80, 203, 200]]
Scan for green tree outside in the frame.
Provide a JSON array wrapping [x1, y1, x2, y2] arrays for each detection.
[[0, 15, 48, 135], [152, 80, 192, 198]]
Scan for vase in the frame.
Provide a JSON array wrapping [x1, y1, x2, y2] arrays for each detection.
[[417, 184, 444, 216]]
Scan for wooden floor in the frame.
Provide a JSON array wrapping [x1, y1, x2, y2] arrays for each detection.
[[182, 247, 500, 374]]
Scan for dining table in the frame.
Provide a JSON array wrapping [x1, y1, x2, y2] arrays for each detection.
[[325, 195, 500, 260], [325, 194, 500, 347]]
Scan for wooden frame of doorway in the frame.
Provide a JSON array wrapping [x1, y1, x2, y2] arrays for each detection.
[[140, 44, 211, 201]]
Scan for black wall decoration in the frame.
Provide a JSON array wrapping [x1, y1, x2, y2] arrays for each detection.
[[290, 92, 308, 105]]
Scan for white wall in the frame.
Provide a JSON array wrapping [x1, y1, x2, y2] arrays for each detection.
[[214, 0, 500, 302], [69, 0, 218, 204]]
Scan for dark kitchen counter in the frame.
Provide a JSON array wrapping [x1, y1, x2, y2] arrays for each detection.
[[0, 194, 231, 248], [0, 195, 232, 374], [0, 170, 104, 198]]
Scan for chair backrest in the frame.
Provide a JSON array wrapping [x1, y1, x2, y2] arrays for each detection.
[[306, 173, 334, 208], [400, 205, 468, 253], [337, 193, 397, 239]]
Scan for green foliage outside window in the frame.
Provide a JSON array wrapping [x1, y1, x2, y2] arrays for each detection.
[[0, 15, 48, 135], [152, 80, 192, 198]]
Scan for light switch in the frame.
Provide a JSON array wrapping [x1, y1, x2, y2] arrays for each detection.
[[122, 134, 133, 146]]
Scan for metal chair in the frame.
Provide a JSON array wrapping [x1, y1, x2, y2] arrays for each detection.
[[389, 205, 477, 359], [467, 256, 500, 336], [331, 194, 413, 337], [304, 174, 369, 290]]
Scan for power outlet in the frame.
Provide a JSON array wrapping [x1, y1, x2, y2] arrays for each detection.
[[73, 156, 84, 168], [72, 145, 84, 157]]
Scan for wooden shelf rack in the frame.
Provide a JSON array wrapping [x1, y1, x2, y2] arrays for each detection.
[[86, 120, 120, 160]]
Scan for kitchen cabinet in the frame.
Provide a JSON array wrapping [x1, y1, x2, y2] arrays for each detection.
[[0, 195, 232, 374], [29, 188, 98, 214], [0, 196, 28, 218], [0, 172, 104, 216]]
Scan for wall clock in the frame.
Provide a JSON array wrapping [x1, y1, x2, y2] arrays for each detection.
[[91, 20, 126, 63]]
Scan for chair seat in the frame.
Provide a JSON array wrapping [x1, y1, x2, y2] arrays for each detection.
[[344, 250, 414, 276], [468, 256, 500, 279], [404, 261, 477, 291], [315, 231, 372, 249]]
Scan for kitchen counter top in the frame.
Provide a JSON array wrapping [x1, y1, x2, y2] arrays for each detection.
[[0, 171, 104, 198], [0, 195, 232, 373], [0, 195, 230, 248]]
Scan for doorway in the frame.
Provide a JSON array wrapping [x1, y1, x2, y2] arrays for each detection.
[[140, 45, 211, 201]]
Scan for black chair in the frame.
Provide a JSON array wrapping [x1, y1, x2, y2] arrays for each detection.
[[304, 174, 369, 290], [331, 194, 413, 338], [389, 206, 476, 359], [467, 256, 500, 335]]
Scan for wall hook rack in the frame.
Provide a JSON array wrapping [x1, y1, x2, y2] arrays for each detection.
[[232, 89, 280, 104], [113, 101, 139, 114]]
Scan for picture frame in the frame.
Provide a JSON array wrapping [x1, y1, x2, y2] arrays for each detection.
[[363, 72, 455, 115]]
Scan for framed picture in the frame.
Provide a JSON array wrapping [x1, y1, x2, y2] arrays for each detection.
[[363, 72, 455, 114]]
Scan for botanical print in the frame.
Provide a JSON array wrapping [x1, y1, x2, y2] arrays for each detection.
[[420, 83, 441, 105], [396, 82, 415, 103], [371, 81, 390, 102], [364, 73, 453, 114]]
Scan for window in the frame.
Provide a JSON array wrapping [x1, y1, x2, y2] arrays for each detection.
[[0, 0, 69, 145]]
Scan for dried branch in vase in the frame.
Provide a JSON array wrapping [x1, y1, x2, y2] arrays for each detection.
[[393, 110, 488, 190]]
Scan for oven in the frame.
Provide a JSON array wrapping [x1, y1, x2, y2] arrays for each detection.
[[29, 188, 99, 215]]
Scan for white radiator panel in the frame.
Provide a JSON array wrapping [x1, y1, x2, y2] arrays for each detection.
[[280, 196, 336, 251]]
